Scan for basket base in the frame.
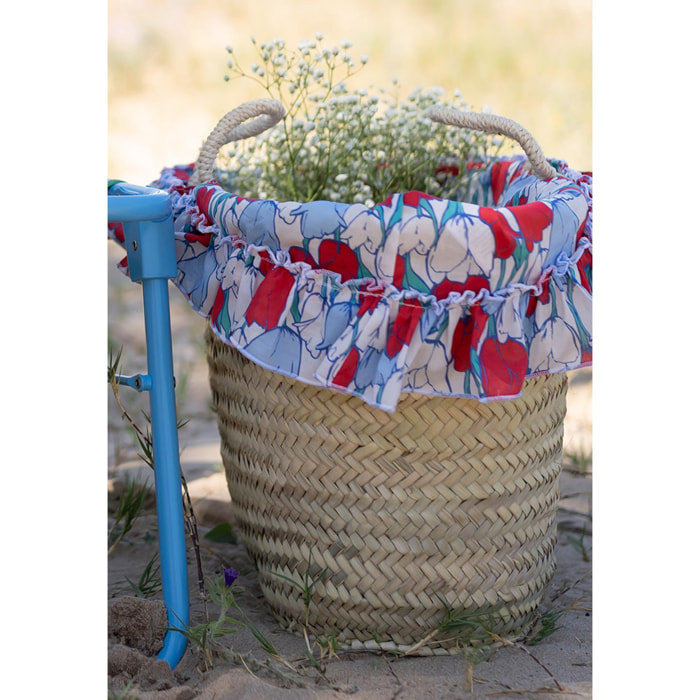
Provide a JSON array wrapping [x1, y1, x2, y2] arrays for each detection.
[[206, 327, 567, 651]]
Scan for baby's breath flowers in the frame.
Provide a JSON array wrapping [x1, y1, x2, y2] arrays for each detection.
[[218, 36, 504, 206]]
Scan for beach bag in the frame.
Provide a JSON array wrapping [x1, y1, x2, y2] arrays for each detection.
[[121, 99, 592, 653]]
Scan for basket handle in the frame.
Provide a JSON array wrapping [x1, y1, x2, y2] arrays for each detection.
[[189, 98, 286, 187], [426, 105, 557, 180], [190, 99, 556, 186]]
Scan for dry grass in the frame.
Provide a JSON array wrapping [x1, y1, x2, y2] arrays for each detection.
[[108, 0, 590, 184]]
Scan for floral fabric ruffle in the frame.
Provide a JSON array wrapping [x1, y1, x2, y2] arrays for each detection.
[[109, 157, 592, 412]]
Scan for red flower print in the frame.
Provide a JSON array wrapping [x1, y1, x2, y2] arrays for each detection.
[[508, 202, 552, 250], [451, 304, 488, 372], [386, 298, 423, 358], [479, 337, 528, 396], [489, 161, 511, 205], [173, 164, 195, 182], [109, 222, 125, 243], [479, 208, 517, 259], [480, 202, 551, 259], [575, 217, 587, 244], [433, 278, 462, 300], [451, 317, 474, 373], [244, 266, 295, 329], [489, 160, 529, 204], [576, 248, 592, 294], [526, 271, 552, 317], [392, 255, 406, 288], [433, 276, 490, 301], [184, 232, 212, 247], [318, 240, 359, 283], [195, 186, 217, 226], [332, 346, 360, 388], [289, 246, 317, 268], [211, 286, 226, 324], [256, 250, 275, 276], [402, 191, 440, 208], [464, 276, 491, 295], [357, 282, 383, 317]]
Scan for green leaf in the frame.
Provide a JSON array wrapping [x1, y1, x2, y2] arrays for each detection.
[[204, 522, 237, 543]]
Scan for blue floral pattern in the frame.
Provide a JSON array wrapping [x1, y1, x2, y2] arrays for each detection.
[[109, 157, 592, 412]]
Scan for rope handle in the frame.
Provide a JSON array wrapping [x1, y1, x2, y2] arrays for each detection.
[[190, 98, 286, 187], [426, 105, 557, 180], [190, 99, 557, 187]]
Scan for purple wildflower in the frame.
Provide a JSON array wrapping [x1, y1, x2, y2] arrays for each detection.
[[223, 567, 240, 587]]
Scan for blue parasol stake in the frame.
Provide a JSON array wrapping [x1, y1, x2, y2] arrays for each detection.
[[108, 182, 189, 669]]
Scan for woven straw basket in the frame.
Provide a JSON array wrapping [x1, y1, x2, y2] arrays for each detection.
[[206, 327, 567, 653], [188, 100, 586, 653]]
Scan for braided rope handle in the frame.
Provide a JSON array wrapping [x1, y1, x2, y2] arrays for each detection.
[[190, 98, 286, 187], [190, 99, 556, 187], [426, 105, 557, 180]]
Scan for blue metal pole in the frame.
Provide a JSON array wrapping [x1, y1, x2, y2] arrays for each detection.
[[108, 183, 190, 668], [141, 274, 189, 668]]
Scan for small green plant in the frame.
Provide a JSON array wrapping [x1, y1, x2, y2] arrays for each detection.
[[526, 608, 564, 645], [108, 475, 150, 555], [125, 553, 162, 598], [269, 557, 330, 672], [204, 522, 238, 544], [400, 598, 497, 657], [108, 679, 139, 700], [175, 569, 286, 672], [270, 559, 327, 626], [108, 348, 205, 597], [525, 591, 591, 647], [219, 35, 504, 205], [564, 444, 592, 476], [401, 601, 501, 693], [567, 523, 592, 562], [436, 600, 497, 647], [398, 598, 566, 693], [312, 631, 342, 664]]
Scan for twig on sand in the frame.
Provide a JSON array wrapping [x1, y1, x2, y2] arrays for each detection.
[[486, 633, 564, 692]]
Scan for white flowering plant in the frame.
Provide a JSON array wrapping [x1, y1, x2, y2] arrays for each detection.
[[217, 36, 506, 207]]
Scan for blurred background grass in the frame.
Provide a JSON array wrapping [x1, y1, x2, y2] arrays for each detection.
[[108, 0, 591, 185]]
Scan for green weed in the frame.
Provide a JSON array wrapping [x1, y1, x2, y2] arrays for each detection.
[[125, 553, 162, 598], [204, 522, 237, 544], [108, 475, 150, 555], [567, 523, 592, 562], [108, 679, 139, 700], [108, 349, 205, 597], [526, 609, 564, 645], [173, 571, 285, 672], [269, 557, 331, 672], [564, 444, 592, 476]]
